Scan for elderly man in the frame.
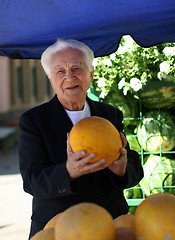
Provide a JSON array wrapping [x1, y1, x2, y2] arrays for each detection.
[[19, 39, 143, 239]]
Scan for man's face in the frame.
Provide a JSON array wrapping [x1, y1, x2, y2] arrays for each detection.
[[49, 47, 94, 110]]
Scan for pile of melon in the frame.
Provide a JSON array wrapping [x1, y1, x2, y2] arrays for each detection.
[[30, 192, 175, 240]]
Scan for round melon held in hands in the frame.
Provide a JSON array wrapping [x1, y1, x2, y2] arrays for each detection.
[[69, 116, 122, 165]]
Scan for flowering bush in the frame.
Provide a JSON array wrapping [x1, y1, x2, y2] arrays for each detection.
[[92, 36, 175, 100]]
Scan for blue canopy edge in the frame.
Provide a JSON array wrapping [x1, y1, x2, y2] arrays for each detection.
[[0, 0, 175, 59]]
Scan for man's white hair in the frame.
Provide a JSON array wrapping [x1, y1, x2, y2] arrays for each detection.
[[41, 39, 94, 77]]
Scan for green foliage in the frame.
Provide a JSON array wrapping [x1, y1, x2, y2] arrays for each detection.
[[104, 91, 139, 127], [92, 37, 175, 205], [92, 35, 175, 100]]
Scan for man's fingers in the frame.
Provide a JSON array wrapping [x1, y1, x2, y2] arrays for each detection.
[[120, 147, 127, 155], [79, 158, 107, 173], [120, 132, 127, 148]]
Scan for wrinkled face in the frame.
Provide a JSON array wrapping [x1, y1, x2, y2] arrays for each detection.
[[49, 47, 94, 110]]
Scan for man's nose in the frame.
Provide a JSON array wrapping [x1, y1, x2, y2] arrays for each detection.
[[65, 70, 75, 81]]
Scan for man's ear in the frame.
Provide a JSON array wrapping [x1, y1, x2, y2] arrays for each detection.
[[90, 69, 94, 83]]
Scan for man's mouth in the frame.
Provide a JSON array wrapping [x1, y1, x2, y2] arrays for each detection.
[[66, 85, 79, 90]]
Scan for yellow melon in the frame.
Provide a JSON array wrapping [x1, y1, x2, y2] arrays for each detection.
[[115, 227, 137, 240], [55, 202, 116, 240], [30, 228, 55, 240], [69, 116, 122, 164], [134, 193, 175, 240], [44, 212, 62, 230], [114, 214, 135, 229]]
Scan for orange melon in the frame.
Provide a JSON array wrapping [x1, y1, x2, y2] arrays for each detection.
[[30, 228, 55, 240], [114, 214, 135, 229], [69, 116, 122, 164], [134, 193, 175, 240], [54, 202, 116, 240], [44, 212, 62, 230], [115, 227, 137, 240]]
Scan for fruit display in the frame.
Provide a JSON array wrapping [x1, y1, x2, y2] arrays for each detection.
[[134, 192, 175, 240], [69, 116, 122, 164], [115, 227, 137, 240], [44, 212, 62, 230], [32, 202, 116, 240], [124, 184, 143, 200], [30, 228, 55, 240], [136, 110, 175, 152], [54, 202, 116, 240], [124, 128, 141, 152], [112, 96, 175, 203], [113, 214, 135, 229], [114, 214, 137, 239], [30, 192, 175, 240], [140, 154, 175, 196], [140, 84, 175, 109], [104, 91, 139, 127]]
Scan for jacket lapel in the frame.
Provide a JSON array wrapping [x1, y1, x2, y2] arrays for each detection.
[[87, 97, 105, 118], [46, 95, 73, 141], [45, 95, 104, 141]]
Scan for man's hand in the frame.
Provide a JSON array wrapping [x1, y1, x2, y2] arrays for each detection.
[[66, 133, 107, 181], [108, 132, 128, 176]]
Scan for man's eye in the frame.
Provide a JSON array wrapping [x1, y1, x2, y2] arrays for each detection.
[[73, 67, 81, 72], [57, 70, 64, 74]]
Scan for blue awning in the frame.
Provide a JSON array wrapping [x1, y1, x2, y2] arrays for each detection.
[[0, 0, 175, 59]]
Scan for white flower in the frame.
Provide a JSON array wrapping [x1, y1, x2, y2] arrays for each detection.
[[157, 72, 167, 80], [163, 47, 175, 56], [130, 78, 142, 91], [118, 78, 126, 89], [93, 58, 99, 67], [117, 35, 135, 54], [103, 59, 112, 66], [123, 86, 129, 95], [154, 49, 158, 56], [117, 46, 125, 55], [159, 61, 170, 73], [97, 77, 106, 87], [99, 90, 105, 99], [110, 53, 116, 61]]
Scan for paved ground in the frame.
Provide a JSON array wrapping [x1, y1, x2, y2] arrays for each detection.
[[0, 144, 32, 240]]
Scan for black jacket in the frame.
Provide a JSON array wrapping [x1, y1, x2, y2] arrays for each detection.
[[19, 95, 143, 238]]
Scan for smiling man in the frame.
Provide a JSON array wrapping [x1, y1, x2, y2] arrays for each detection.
[[48, 47, 94, 111], [18, 39, 143, 239]]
